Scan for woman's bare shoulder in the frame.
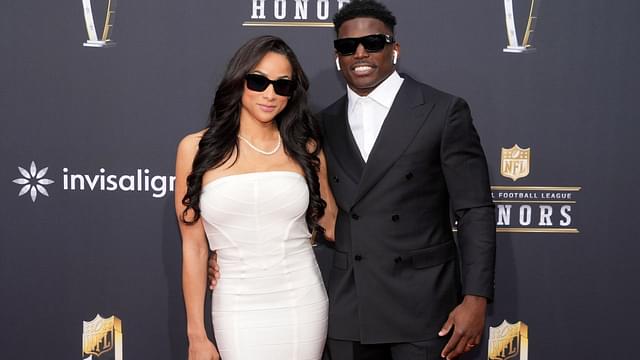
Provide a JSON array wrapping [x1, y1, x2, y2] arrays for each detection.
[[178, 129, 207, 152]]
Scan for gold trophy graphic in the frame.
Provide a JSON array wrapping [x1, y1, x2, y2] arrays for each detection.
[[82, 0, 117, 47], [488, 320, 528, 360], [503, 0, 539, 53], [82, 314, 123, 360]]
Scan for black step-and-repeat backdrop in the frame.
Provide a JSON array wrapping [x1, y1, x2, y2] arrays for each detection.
[[2, 1, 639, 359]]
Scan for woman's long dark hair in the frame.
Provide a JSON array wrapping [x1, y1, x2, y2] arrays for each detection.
[[182, 35, 324, 229]]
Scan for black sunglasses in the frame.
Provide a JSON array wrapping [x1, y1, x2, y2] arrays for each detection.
[[333, 34, 395, 56], [245, 73, 295, 97]]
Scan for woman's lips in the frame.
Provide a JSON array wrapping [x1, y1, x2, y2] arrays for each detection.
[[258, 104, 277, 112]]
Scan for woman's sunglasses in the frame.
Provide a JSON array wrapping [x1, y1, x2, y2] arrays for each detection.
[[245, 74, 295, 97], [333, 34, 395, 56]]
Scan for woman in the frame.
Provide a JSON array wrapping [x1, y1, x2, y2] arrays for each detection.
[[175, 35, 336, 360]]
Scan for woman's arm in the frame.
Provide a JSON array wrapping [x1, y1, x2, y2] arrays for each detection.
[[175, 133, 219, 360]]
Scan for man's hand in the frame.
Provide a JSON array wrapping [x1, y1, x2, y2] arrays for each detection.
[[439, 295, 487, 359], [206, 252, 220, 290], [317, 212, 336, 242]]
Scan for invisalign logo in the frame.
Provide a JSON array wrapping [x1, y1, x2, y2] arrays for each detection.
[[11, 162, 175, 201]]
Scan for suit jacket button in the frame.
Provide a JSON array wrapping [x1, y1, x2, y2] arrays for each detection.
[[354, 254, 362, 261], [405, 172, 413, 180], [351, 213, 360, 220], [392, 214, 400, 222], [333, 176, 340, 183], [394, 256, 403, 264]]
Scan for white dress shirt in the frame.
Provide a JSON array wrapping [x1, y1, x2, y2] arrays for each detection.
[[347, 71, 404, 162]]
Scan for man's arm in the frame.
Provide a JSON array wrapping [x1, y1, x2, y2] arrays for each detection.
[[437, 97, 496, 359], [440, 96, 496, 299]]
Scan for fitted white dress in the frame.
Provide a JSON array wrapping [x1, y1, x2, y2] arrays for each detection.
[[200, 171, 328, 360]]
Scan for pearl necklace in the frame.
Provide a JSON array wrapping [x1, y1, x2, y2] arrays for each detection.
[[237, 134, 281, 155]]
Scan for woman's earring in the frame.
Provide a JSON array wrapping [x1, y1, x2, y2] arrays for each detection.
[[392, 51, 398, 65], [335, 58, 341, 71]]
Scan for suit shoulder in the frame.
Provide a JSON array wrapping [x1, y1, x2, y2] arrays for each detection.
[[402, 75, 464, 105], [317, 96, 347, 126]]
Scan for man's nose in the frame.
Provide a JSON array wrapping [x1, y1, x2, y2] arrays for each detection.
[[353, 43, 369, 58]]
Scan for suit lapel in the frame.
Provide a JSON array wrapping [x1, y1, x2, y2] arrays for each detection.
[[352, 77, 435, 208], [323, 96, 365, 184]]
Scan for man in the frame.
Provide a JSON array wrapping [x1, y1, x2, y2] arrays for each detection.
[[317, 1, 496, 359]]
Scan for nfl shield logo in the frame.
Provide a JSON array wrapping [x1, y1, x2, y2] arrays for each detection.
[[501, 145, 530, 181], [488, 320, 529, 360]]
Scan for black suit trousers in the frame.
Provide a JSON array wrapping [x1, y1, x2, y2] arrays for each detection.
[[326, 336, 451, 360]]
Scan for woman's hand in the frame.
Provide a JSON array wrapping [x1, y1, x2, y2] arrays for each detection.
[[188, 337, 220, 360]]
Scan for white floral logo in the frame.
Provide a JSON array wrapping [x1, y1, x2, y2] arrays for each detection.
[[12, 161, 55, 202]]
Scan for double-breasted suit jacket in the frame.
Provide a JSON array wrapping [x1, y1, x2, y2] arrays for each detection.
[[318, 75, 496, 344]]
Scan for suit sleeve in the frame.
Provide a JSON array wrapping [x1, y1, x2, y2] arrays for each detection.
[[440, 97, 496, 301]]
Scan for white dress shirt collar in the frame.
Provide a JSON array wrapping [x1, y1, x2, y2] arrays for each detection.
[[347, 71, 404, 112], [346, 71, 404, 162]]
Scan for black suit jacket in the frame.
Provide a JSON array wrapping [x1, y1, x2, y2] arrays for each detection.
[[317, 75, 496, 344]]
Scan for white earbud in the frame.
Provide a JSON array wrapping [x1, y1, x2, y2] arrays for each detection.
[[392, 50, 398, 65], [335, 58, 341, 71]]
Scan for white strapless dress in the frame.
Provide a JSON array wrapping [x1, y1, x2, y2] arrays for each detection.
[[200, 171, 328, 360]]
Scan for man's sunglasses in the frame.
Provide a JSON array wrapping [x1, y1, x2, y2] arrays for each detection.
[[333, 34, 395, 56], [245, 73, 295, 97]]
